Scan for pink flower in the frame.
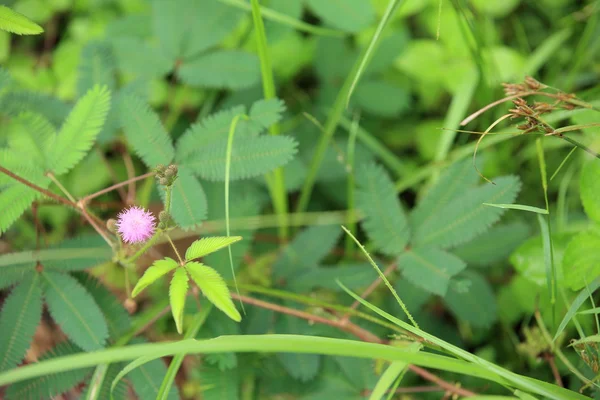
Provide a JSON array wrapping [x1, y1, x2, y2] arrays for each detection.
[[116, 206, 156, 244]]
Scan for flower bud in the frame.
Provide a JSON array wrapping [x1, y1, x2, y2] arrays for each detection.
[[158, 177, 169, 186], [106, 218, 118, 233], [165, 164, 178, 178], [159, 210, 170, 223]]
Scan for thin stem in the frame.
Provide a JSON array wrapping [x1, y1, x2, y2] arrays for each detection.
[[46, 172, 76, 203], [122, 150, 136, 205], [558, 134, 600, 159], [344, 111, 359, 259], [124, 230, 163, 264], [165, 233, 184, 265], [0, 165, 76, 208], [83, 172, 154, 202], [164, 184, 173, 215]]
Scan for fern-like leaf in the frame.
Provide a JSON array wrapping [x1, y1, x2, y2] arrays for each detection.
[[44, 235, 110, 271], [43, 271, 109, 351], [48, 85, 111, 176], [0, 265, 31, 290], [0, 90, 69, 127], [73, 272, 131, 340], [118, 93, 174, 167], [0, 273, 42, 372], [7, 112, 56, 170], [185, 236, 243, 261], [443, 271, 497, 327], [132, 257, 179, 297], [0, 184, 40, 235], [186, 262, 241, 322], [160, 166, 207, 229], [273, 225, 341, 280], [5, 341, 92, 400], [410, 159, 480, 229], [249, 98, 286, 130], [397, 247, 466, 296], [196, 364, 239, 400], [177, 50, 260, 89], [175, 105, 247, 161], [78, 41, 116, 97], [81, 362, 129, 400], [0, 5, 43, 35], [169, 268, 188, 334], [412, 175, 522, 249], [181, 135, 297, 181], [356, 163, 410, 256]]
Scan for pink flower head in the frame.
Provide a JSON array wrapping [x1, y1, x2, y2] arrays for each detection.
[[116, 206, 156, 244]]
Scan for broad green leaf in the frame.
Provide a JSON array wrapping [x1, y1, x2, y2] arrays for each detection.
[[185, 236, 243, 261], [554, 277, 600, 341], [43, 272, 109, 351], [510, 232, 570, 287], [398, 247, 466, 296], [169, 268, 189, 334], [182, 135, 297, 181], [356, 163, 410, 256], [132, 258, 179, 297], [305, 0, 375, 33], [73, 272, 131, 340], [412, 176, 522, 249], [580, 160, 600, 223], [562, 231, 600, 290], [175, 105, 247, 161], [5, 341, 92, 400], [178, 50, 260, 90], [0, 273, 42, 372], [153, 0, 242, 62], [444, 271, 497, 327], [48, 85, 111, 176], [118, 93, 174, 167], [354, 79, 410, 117], [0, 6, 43, 35], [186, 262, 241, 322], [410, 159, 479, 228], [160, 166, 207, 229], [77, 41, 116, 97], [454, 222, 530, 268], [111, 37, 172, 78], [273, 224, 341, 280]]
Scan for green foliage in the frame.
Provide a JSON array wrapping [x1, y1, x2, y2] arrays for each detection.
[[0, 273, 42, 372], [118, 93, 175, 167], [132, 258, 179, 297], [77, 41, 116, 97], [0, 91, 69, 126], [355, 163, 410, 256], [169, 268, 189, 334], [412, 176, 522, 249], [0, 6, 43, 35], [5, 341, 92, 400], [49, 85, 111, 176], [510, 233, 569, 287], [186, 261, 241, 322], [0, 184, 40, 235], [178, 50, 260, 89], [196, 364, 239, 400], [562, 230, 600, 290], [126, 345, 179, 400], [580, 160, 600, 224], [42, 271, 109, 351], [398, 247, 467, 296], [182, 135, 298, 181], [43, 235, 110, 271], [160, 166, 208, 229], [443, 271, 497, 328], [305, 0, 375, 33], [185, 236, 243, 261]]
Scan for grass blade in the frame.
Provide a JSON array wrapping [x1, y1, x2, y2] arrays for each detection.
[[554, 277, 600, 341], [483, 203, 549, 214]]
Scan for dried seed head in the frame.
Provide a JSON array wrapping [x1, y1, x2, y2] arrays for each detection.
[[524, 76, 545, 91]]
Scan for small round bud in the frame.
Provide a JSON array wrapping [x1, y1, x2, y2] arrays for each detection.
[[165, 164, 178, 178], [107, 219, 118, 233], [155, 164, 166, 174], [158, 177, 169, 185], [124, 298, 137, 314], [159, 211, 170, 223]]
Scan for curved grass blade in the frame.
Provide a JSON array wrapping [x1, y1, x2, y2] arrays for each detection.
[[483, 203, 549, 214]]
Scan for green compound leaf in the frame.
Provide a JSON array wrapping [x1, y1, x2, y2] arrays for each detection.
[[185, 236, 243, 261], [8, 111, 56, 171], [186, 262, 241, 322], [398, 247, 467, 296], [132, 258, 179, 298], [77, 41, 116, 97], [182, 135, 297, 181], [5, 341, 92, 400], [160, 166, 207, 229], [356, 163, 410, 256], [305, 0, 375, 33], [169, 268, 189, 334], [48, 85, 111, 176], [0, 273, 42, 372], [178, 50, 260, 90], [43, 272, 109, 351], [43, 235, 110, 271], [580, 160, 600, 224], [412, 175, 522, 249], [562, 230, 600, 290], [0, 90, 69, 127], [196, 364, 239, 400], [0, 6, 43, 35], [118, 93, 175, 167], [0, 184, 40, 235], [249, 98, 286, 130]]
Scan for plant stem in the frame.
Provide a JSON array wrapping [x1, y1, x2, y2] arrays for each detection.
[[0, 165, 75, 207], [558, 134, 600, 159], [164, 184, 173, 215], [124, 230, 163, 264], [344, 112, 359, 259], [165, 233, 184, 265], [83, 172, 154, 202]]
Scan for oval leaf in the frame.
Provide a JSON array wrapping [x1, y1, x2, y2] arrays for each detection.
[[132, 258, 179, 298], [185, 236, 242, 261], [169, 268, 189, 334], [43, 272, 109, 351], [185, 262, 241, 322]]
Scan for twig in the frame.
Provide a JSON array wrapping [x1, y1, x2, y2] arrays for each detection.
[[121, 150, 137, 205], [82, 172, 154, 203], [543, 353, 564, 387], [0, 165, 76, 208], [95, 147, 127, 202], [232, 293, 477, 398]]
